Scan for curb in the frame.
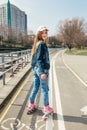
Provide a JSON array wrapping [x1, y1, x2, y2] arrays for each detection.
[[0, 64, 32, 111]]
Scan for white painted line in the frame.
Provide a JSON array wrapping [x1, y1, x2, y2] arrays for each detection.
[[35, 119, 43, 128], [46, 115, 54, 130], [38, 124, 45, 130], [49, 59, 53, 107], [80, 106, 87, 115], [46, 51, 62, 130], [53, 52, 66, 130], [46, 57, 54, 130], [62, 52, 87, 88]]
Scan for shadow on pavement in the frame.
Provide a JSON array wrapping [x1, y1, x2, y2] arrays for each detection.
[[53, 113, 87, 124]]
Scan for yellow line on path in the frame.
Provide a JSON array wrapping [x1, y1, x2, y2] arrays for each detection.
[[0, 72, 31, 122]]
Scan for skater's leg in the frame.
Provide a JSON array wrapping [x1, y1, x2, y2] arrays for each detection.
[[41, 74, 49, 106], [29, 72, 40, 103], [40, 72, 53, 115]]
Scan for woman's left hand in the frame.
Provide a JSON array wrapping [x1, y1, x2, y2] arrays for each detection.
[[41, 74, 46, 80]]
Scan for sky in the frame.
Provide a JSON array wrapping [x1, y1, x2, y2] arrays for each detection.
[[0, 0, 87, 36]]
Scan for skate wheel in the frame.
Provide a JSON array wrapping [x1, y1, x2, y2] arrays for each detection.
[[27, 110, 32, 115], [27, 108, 36, 115], [44, 118, 47, 121], [50, 112, 53, 116], [42, 117, 48, 121]]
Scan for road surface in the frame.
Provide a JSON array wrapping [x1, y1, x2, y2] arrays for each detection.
[[0, 49, 87, 130]]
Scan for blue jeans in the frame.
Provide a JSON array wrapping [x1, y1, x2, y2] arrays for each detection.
[[29, 66, 49, 106]]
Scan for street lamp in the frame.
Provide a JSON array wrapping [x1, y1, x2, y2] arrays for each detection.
[[68, 20, 72, 50]]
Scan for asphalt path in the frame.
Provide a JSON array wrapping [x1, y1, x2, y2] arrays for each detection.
[[0, 49, 87, 130]]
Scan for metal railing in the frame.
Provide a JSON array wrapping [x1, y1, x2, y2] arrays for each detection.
[[0, 49, 31, 85]]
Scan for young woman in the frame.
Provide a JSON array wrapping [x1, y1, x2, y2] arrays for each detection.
[[27, 26, 53, 115]]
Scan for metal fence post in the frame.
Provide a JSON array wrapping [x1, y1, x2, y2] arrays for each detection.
[[27, 50, 29, 63], [17, 52, 19, 64], [21, 51, 23, 68], [11, 53, 14, 76], [26, 51, 28, 63], [24, 51, 26, 66], [2, 55, 5, 85]]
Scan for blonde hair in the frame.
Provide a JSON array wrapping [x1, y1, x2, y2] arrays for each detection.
[[31, 31, 48, 59]]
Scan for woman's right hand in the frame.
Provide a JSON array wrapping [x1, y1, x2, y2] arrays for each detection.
[[41, 74, 46, 80]]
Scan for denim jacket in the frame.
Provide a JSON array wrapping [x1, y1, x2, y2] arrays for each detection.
[[35, 42, 50, 75]]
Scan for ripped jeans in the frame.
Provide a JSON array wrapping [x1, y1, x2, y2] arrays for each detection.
[[29, 66, 49, 106]]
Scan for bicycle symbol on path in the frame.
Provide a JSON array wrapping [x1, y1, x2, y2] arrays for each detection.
[[0, 118, 46, 130]]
